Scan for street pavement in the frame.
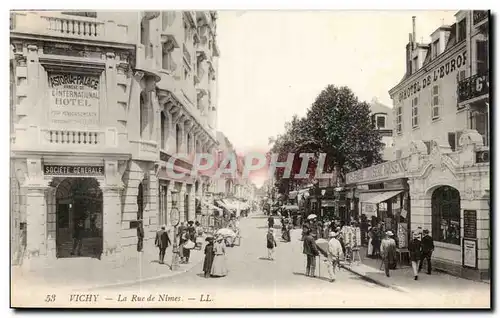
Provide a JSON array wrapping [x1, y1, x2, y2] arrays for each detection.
[[93, 212, 490, 308], [11, 211, 490, 308]]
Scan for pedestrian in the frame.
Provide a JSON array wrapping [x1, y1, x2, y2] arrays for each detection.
[[380, 231, 397, 277], [211, 235, 228, 277], [187, 221, 196, 241], [371, 227, 381, 258], [408, 232, 422, 280], [203, 237, 215, 278], [301, 219, 310, 241], [267, 228, 277, 260], [179, 228, 191, 264], [71, 219, 84, 256], [268, 214, 274, 229], [303, 229, 319, 277], [326, 231, 344, 282], [155, 224, 171, 264], [137, 220, 144, 252], [178, 222, 187, 238], [419, 229, 434, 275]]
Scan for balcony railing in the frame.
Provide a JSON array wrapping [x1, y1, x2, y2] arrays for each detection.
[[473, 10, 489, 26], [457, 71, 489, 104], [42, 128, 104, 145]]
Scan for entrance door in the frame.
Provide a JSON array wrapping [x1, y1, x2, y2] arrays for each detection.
[[55, 177, 103, 259]]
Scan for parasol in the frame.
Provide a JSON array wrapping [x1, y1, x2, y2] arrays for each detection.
[[216, 228, 237, 238], [307, 214, 317, 220]]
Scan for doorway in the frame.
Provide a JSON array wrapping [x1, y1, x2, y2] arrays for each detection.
[[55, 177, 103, 258]]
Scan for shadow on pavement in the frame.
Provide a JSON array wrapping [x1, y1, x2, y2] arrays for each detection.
[[258, 257, 273, 261], [291, 271, 332, 283]]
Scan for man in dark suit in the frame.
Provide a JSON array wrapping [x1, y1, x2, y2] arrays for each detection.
[[303, 229, 319, 277], [71, 219, 84, 256], [419, 229, 434, 274], [155, 225, 171, 264]]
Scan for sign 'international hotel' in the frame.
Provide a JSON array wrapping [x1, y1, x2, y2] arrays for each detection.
[[347, 11, 490, 280], [10, 11, 221, 267]]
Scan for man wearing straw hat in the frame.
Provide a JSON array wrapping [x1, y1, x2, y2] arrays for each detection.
[[327, 231, 344, 282], [380, 230, 397, 277]]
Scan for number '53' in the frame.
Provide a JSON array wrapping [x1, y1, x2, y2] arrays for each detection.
[[45, 294, 56, 302]]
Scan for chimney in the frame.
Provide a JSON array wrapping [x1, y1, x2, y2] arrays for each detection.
[[412, 16, 416, 49], [406, 33, 413, 75]]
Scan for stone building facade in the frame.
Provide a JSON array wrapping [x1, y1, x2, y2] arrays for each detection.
[[10, 11, 220, 267], [346, 11, 490, 280]]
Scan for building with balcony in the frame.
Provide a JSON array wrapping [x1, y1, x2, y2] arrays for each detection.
[[345, 11, 490, 281], [10, 10, 220, 266]]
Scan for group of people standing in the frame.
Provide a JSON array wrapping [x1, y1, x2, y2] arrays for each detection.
[[203, 235, 229, 278], [154, 220, 204, 265]]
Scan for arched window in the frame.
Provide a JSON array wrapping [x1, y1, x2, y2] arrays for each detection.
[[431, 186, 461, 245], [176, 124, 181, 153], [160, 112, 166, 149]]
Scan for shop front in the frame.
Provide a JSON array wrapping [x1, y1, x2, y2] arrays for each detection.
[[347, 133, 490, 280]]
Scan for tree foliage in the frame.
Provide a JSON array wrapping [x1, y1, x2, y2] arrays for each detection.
[[270, 85, 384, 194]]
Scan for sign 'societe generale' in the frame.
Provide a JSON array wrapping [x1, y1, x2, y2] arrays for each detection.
[[44, 165, 105, 176], [49, 73, 100, 126]]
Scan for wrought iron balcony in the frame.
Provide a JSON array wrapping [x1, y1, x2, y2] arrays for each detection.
[[457, 71, 489, 104], [473, 10, 489, 26]]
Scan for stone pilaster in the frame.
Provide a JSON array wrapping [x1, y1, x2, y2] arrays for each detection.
[[46, 187, 57, 259], [24, 185, 48, 258], [101, 186, 122, 260], [179, 183, 187, 222], [188, 184, 195, 222]]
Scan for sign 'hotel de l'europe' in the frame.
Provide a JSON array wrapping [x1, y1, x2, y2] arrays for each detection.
[[347, 12, 490, 281]]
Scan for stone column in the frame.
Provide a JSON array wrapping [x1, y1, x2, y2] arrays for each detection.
[[188, 184, 196, 222], [179, 183, 187, 222], [101, 186, 122, 260], [24, 185, 48, 262]]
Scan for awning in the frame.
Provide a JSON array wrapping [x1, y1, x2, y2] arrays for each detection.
[[364, 190, 403, 204], [202, 201, 222, 212]]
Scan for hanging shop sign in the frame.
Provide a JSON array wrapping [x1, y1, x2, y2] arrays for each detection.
[[48, 73, 100, 126], [346, 157, 411, 184], [44, 164, 105, 176], [396, 50, 467, 103]]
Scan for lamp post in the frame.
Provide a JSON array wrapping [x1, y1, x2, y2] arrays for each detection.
[[170, 205, 180, 271]]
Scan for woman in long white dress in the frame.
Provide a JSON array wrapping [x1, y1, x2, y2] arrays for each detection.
[[211, 236, 228, 277], [367, 227, 374, 257]]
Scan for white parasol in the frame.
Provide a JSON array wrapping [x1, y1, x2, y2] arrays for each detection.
[[216, 228, 237, 238], [307, 214, 317, 220]]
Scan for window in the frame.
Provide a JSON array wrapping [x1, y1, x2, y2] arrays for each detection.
[[139, 93, 148, 138], [432, 39, 440, 58], [184, 66, 188, 80], [396, 106, 402, 134], [431, 186, 461, 245], [176, 124, 182, 153], [162, 42, 175, 71], [476, 40, 488, 74], [412, 97, 419, 128], [448, 132, 456, 151], [458, 19, 467, 42], [187, 133, 193, 154], [432, 85, 440, 119], [158, 185, 168, 226], [184, 21, 190, 42], [160, 112, 166, 149], [459, 70, 466, 81], [412, 56, 419, 72], [376, 115, 386, 129], [471, 108, 489, 146], [137, 183, 144, 221]]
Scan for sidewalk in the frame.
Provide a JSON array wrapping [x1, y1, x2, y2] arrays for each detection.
[[340, 246, 490, 293], [12, 241, 207, 291]]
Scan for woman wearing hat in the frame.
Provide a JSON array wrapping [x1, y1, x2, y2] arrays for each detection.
[[211, 235, 228, 277], [267, 228, 277, 260], [203, 237, 215, 278]]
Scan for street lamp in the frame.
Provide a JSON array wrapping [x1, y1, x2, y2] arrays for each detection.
[[170, 190, 181, 271]]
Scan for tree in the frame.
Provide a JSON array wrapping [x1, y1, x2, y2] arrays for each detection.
[[269, 85, 384, 194]]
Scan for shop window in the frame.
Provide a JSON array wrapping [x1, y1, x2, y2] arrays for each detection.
[[431, 85, 440, 120], [431, 186, 461, 245], [411, 97, 419, 128], [396, 106, 402, 134]]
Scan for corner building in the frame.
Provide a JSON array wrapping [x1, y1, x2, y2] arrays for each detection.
[[10, 11, 220, 266], [346, 11, 490, 280]]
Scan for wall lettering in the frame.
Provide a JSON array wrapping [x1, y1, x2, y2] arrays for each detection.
[[49, 73, 100, 126]]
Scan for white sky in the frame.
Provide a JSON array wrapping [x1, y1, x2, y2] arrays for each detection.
[[216, 11, 457, 155]]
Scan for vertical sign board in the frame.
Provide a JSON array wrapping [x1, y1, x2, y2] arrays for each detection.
[[463, 210, 478, 268], [48, 73, 100, 127]]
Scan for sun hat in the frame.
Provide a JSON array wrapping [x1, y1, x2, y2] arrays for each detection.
[[386, 231, 394, 236]]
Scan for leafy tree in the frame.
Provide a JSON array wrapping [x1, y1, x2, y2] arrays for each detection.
[[269, 85, 384, 194]]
